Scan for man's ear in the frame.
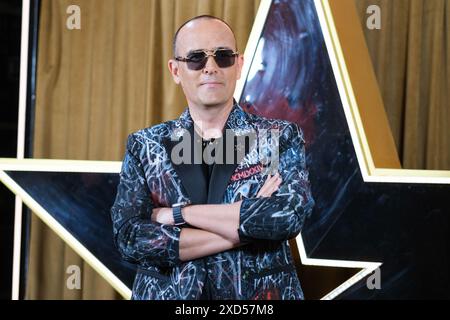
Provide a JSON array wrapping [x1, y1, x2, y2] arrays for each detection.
[[168, 59, 181, 85], [236, 54, 244, 80]]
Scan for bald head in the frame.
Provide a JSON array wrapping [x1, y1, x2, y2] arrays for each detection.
[[168, 15, 243, 110], [172, 15, 237, 57]]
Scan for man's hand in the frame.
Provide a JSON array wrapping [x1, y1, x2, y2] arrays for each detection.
[[257, 173, 282, 198], [151, 207, 174, 225]]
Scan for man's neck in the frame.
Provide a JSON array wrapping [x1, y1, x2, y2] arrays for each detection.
[[188, 101, 234, 140]]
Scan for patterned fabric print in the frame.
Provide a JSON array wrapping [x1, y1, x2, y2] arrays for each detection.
[[110, 104, 315, 300], [237, 120, 315, 242], [250, 269, 305, 300], [110, 145, 181, 267]]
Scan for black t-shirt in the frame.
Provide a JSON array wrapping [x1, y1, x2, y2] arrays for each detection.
[[199, 137, 216, 300], [201, 138, 216, 196]]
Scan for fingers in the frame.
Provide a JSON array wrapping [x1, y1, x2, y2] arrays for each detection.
[[267, 173, 282, 195], [256, 174, 271, 197], [260, 174, 280, 197], [257, 172, 282, 197]]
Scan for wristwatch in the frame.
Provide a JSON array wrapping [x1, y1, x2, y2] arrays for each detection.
[[172, 202, 188, 226]]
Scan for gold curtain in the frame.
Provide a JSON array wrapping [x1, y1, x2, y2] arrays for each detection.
[[355, 0, 450, 170], [28, 0, 260, 299]]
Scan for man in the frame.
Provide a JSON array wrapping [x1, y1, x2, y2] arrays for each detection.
[[110, 15, 315, 300]]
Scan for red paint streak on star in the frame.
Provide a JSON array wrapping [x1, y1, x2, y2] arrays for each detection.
[[242, 97, 317, 148]]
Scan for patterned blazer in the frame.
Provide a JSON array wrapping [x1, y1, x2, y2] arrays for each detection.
[[110, 103, 315, 300]]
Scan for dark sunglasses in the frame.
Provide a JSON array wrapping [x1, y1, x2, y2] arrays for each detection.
[[175, 48, 239, 70]]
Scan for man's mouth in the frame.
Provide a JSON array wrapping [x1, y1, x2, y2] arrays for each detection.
[[199, 81, 223, 86]]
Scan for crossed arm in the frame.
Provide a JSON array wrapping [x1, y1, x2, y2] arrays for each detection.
[[111, 123, 314, 268], [151, 174, 282, 261]]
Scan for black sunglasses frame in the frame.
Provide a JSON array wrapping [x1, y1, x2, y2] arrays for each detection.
[[175, 48, 239, 70]]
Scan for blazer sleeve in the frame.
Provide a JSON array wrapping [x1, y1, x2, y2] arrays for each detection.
[[110, 133, 181, 267], [237, 123, 315, 242]]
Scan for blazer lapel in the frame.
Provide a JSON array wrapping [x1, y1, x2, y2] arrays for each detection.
[[206, 136, 240, 204], [162, 103, 255, 205], [161, 124, 208, 205], [207, 104, 254, 204]]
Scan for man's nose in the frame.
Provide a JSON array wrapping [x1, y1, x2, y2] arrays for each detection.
[[202, 55, 219, 74]]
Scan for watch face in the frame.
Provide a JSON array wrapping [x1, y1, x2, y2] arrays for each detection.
[[172, 201, 188, 208]]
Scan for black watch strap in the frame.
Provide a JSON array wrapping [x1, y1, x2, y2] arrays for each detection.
[[172, 203, 186, 226]]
